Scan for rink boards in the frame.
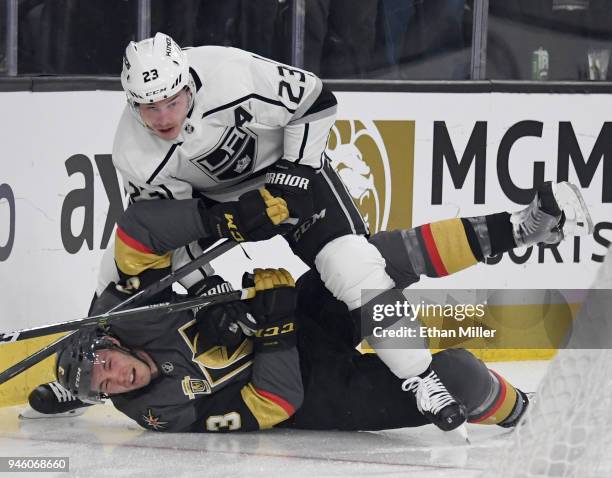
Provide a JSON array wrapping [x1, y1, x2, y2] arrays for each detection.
[[1, 86, 611, 406]]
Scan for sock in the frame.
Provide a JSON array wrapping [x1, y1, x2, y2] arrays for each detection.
[[463, 212, 517, 258], [468, 370, 526, 426]]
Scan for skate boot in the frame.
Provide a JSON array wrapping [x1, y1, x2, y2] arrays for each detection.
[[511, 181, 593, 248], [402, 369, 467, 432], [19, 381, 94, 419]]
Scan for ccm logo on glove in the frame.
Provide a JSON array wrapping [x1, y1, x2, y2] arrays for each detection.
[[265, 172, 310, 190], [255, 322, 295, 337], [223, 213, 245, 242]]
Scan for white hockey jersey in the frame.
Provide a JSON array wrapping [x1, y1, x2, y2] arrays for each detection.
[[113, 46, 338, 204]]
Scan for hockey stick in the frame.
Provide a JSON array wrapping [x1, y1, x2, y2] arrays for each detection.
[[0, 239, 237, 345], [0, 239, 240, 385], [0, 285, 254, 345], [0, 286, 255, 385]]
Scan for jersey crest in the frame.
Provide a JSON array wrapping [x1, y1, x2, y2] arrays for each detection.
[[190, 126, 258, 181], [181, 376, 212, 399]]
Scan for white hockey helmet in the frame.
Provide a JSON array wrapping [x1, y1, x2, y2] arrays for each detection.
[[121, 32, 195, 111]]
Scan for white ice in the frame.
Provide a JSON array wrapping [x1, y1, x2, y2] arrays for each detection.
[[0, 361, 547, 478]]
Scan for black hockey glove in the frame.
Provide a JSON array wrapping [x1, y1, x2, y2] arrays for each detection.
[[205, 188, 289, 242], [265, 159, 316, 221], [243, 268, 297, 352], [191, 275, 257, 348]]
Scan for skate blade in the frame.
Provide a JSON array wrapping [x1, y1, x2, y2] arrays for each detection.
[[19, 406, 87, 420], [552, 182, 594, 237], [445, 423, 470, 445]]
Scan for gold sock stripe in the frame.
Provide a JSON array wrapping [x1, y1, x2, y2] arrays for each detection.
[[429, 218, 478, 275], [471, 370, 518, 425]]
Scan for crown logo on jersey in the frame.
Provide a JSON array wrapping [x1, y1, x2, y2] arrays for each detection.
[[161, 362, 174, 374], [234, 155, 252, 174]]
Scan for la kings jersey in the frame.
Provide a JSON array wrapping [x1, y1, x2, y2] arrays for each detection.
[[113, 45, 337, 204]]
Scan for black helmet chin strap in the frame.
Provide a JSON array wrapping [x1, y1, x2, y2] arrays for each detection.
[[126, 348, 153, 371]]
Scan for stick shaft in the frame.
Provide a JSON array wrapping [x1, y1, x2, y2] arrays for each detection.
[[0, 240, 237, 345], [1, 288, 249, 344], [106, 239, 237, 313], [0, 288, 252, 385], [0, 332, 79, 385], [0, 240, 239, 384]]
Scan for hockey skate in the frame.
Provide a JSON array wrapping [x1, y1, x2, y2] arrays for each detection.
[[511, 181, 593, 248], [19, 381, 94, 419], [402, 369, 467, 432]]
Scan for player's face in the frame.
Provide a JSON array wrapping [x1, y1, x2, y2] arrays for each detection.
[[138, 89, 190, 141], [91, 348, 158, 395]]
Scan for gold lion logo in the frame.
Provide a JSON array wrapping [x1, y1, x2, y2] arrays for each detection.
[[328, 120, 394, 233]]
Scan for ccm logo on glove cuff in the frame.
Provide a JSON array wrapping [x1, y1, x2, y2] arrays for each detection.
[[224, 213, 245, 242], [266, 172, 310, 190], [255, 322, 295, 337]]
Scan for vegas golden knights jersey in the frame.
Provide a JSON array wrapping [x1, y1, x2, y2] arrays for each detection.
[[109, 307, 302, 433]]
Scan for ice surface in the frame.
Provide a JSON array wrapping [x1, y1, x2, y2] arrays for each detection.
[[0, 361, 547, 478]]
